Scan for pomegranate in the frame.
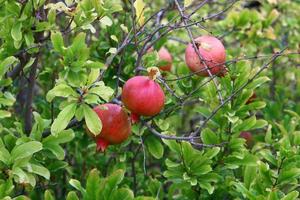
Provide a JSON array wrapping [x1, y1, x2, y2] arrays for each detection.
[[92, 104, 131, 152], [121, 71, 165, 118], [158, 47, 172, 72], [185, 35, 226, 76], [239, 131, 253, 147], [246, 92, 257, 104]]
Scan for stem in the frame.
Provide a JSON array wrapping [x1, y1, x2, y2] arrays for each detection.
[[24, 53, 40, 134]]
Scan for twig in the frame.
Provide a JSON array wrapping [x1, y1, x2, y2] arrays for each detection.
[[191, 48, 287, 137], [24, 52, 40, 134]]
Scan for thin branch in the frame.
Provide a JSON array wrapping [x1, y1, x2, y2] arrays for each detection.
[[191, 48, 287, 137], [24, 52, 40, 134]]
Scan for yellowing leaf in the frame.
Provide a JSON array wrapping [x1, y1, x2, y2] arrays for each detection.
[[134, 0, 145, 26], [45, 2, 72, 15], [120, 24, 128, 33], [268, 9, 280, 23], [267, 0, 277, 4], [265, 27, 276, 40], [184, 0, 193, 7]]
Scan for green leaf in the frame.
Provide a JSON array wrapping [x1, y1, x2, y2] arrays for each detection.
[[43, 129, 75, 144], [101, 170, 125, 197], [248, 76, 270, 89], [83, 104, 102, 136], [66, 191, 80, 200], [51, 103, 77, 135], [24, 32, 34, 46], [0, 110, 11, 118], [75, 104, 84, 121], [30, 112, 51, 141], [244, 166, 256, 189], [199, 182, 214, 195], [26, 163, 50, 180], [48, 8, 56, 24], [0, 147, 10, 165], [162, 139, 180, 153], [71, 33, 87, 57], [11, 141, 43, 161], [11, 22, 22, 41], [43, 143, 65, 160], [110, 188, 134, 200], [0, 179, 14, 198], [0, 56, 18, 78], [12, 167, 36, 187], [69, 179, 86, 195], [85, 169, 101, 200], [204, 147, 220, 159], [259, 150, 277, 166], [87, 69, 100, 85], [282, 191, 299, 200], [201, 128, 219, 144], [13, 195, 31, 200], [145, 135, 164, 159], [231, 181, 256, 199], [251, 119, 268, 130], [51, 31, 65, 53], [88, 81, 114, 102], [44, 190, 55, 200], [85, 61, 105, 69], [46, 83, 77, 102], [48, 160, 68, 172], [268, 191, 279, 200], [278, 168, 300, 185], [233, 116, 256, 132], [225, 153, 258, 167]]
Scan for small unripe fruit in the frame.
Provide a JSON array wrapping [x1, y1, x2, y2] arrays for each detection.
[[92, 104, 131, 152], [246, 93, 257, 104], [239, 131, 253, 147], [185, 35, 226, 76], [121, 75, 165, 117], [158, 47, 172, 72]]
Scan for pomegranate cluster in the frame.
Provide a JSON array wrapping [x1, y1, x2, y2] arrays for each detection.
[[87, 35, 230, 151], [88, 68, 165, 151]]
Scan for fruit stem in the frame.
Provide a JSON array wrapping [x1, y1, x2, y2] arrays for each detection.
[[147, 67, 160, 80]]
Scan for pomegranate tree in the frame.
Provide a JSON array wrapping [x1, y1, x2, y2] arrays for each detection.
[[92, 104, 131, 152], [185, 35, 226, 76], [158, 47, 172, 72], [121, 68, 165, 118]]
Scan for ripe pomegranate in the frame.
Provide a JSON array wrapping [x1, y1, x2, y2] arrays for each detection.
[[121, 70, 165, 118], [158, 47, 172, 72], [185, 35, 226, 76], [239, 131, 253, 147], [92, 104, 131, 152], [246, 93, 257, 104]]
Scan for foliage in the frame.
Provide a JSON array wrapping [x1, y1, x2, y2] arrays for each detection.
[[0, 0, 299, 199]]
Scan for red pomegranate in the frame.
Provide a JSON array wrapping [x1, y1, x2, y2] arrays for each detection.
[[121, 74, 165, 118], [158, 47, 172, 72], [92, 104, 131, 152], [239, 131, 253, 147], [185, 35, 226, 76]]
